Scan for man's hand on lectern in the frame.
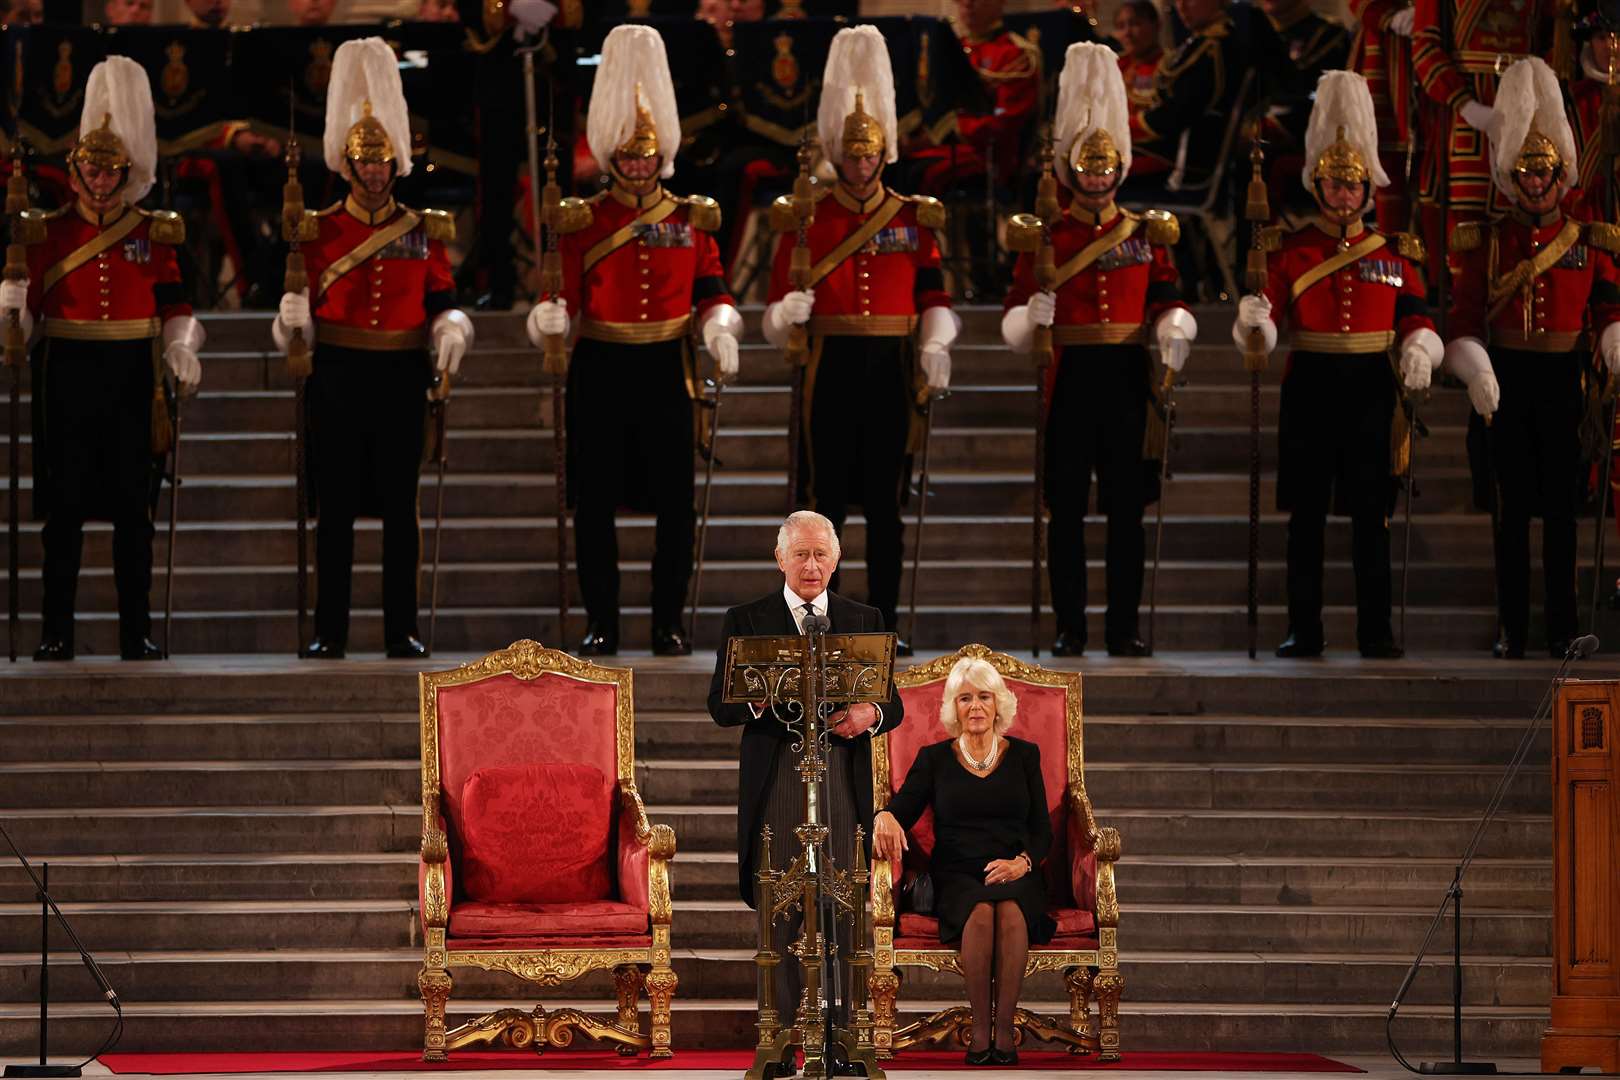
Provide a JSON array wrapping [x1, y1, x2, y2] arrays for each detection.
[[828, 701, 879, 738]]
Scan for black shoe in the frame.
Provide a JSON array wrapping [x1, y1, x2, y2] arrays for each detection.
[[1275, 633, 1324, 658], [386, 635, 428, 659], [120, 637, 163, 661], [1051, 631, 1085, 657], [1493, 635, 1525, 660], [303, 636, 346, 660], [893, 636, 913, 657], [651, 625, 691, 656], [990, 1047, 1018, 1067], [1358, 638, 1404, 660], [1107, 636, 1151, 657], [775, 1046, 797, 1078], [33, 636, 73, 662], [577, 623, 618, 656], [474, 285, 515, 311], [964, 1048, 995, 1067]]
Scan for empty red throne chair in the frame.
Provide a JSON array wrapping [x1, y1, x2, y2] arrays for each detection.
[[870, 643, 1123, 1059], [416, 640, 676, 1060]]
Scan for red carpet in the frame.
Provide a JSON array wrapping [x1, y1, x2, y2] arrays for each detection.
[[98, 1050, 1363, 1073]]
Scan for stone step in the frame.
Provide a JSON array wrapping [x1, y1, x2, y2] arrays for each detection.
[[0, 996, 1552, 1056], [0, 947, 1550, 1009], [0, 802, 1549, 860], [0, 898, 1551, 956]]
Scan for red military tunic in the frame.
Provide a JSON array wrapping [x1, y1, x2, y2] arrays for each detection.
[[300, 196, 456, 350], [557, 185, 734, 345], [1261, 217, 1434, 353], [1448, 213, 1620, 351], [26, 202, 190, 340], [767, 185, 951, 331], [904, 21, 1040, 192], [1348, 0, 1413, 233], [1567, 64, 1620, 223]]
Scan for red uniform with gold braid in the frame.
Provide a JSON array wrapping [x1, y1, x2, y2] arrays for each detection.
[[901, 19, 1041, 194], [1439, 57, 1620, 656], [12, 56, 207, 662], [1566, 39, 1620, 223], [1348, 0, 1414, 232]]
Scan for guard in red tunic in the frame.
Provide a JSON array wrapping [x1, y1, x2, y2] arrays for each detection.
[[271, 38, 473, 660], [899, 0, 1041, 195], [1441, 58, 1620, 658], [1234, 72, 1442, 659], [526, 25, 741, 657], [1567, 26, 1620, 222], [763, 25, 959, 653], [0, 57, 204, 661], [1002, 43, 1197, 657], [1348, 0, 1415, 232]]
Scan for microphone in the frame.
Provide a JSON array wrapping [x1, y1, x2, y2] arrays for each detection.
[[1568, 634, 1600, 660], [802, 612, 831, 636]]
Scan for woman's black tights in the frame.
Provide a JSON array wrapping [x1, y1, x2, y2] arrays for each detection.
[[959, 901, 1030, 1052]]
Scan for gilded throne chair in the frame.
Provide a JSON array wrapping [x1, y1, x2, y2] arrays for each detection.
[[416, 640, 677, 1060], [869, 644, 1123, 1059]]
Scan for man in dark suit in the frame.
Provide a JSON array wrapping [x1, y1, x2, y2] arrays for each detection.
[[707, 510, 905, 1034]]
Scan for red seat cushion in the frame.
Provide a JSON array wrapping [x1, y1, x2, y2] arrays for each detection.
[[894, 931, 1100, 953], [897, 907, 1095, 940], [447, 900, 649, 938], [459, 762, 614, 904]]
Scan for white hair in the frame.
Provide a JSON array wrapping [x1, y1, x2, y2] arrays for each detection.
[[775, 510, 841, 561], [939, 657, 1018, 737]]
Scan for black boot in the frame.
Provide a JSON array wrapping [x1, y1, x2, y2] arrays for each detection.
[[1106, 636, 1151, 657], [1493, 634, 1525, 660], [651, 625, 691, 656], [303, 636, 347, 660], [33, 636, 73, 662], [1051, 630, 1086, 657], [578, 622, 618, 656], [120, 637, 163, 661], [1275, 631, 1324, 658], [386, 635, 428, 659], [1358, 637, 1404, 660]]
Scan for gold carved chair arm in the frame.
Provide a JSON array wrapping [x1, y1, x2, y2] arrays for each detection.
[[870, 854, 896, 927], [619, 781, 676, 925], [1069, 790, 1122, 930], [420, 795, 452, 932]]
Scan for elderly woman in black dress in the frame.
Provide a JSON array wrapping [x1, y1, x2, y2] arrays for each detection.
[[871, 656, 1053, 1066]]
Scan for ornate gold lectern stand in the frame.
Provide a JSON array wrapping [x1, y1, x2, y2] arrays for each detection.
[[721, 630, 896, 1080]]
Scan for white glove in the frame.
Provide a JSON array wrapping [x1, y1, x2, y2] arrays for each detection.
[[1461, 100, 1494, 134], [278, 290, 310, 331], [1398, 328, 1443, 392], [1154, 308, 1198, 373], [509, 0, 556, 37], [1386, 7, 1414, 34], [162, 315, 206, 396], [916, 306, 960, 392], [1469, 371, 1500, 416], [710, 332, 739, 379], [0, 278, 27, 317], [921, 347, 950, 390], [1443, 336, 1499, 418], [1602, 323, 1620, 377], [701, 303, 743, 381], [1237, 294, 1272, 330], [526, 299, 569, 348], [1026, 290, 1056, 328], [432, 310, 473, 376], [778, 289, 815, 326]]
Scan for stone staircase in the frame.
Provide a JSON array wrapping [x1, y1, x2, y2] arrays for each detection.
[[0, 658, 1578, 1056]]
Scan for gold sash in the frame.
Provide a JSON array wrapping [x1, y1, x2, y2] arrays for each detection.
[[806, 195, 904, 288], [1486, 220, 1582, 322], [315, 210, 422, 300], [1051, 217, 1141, 289], [1289, 233, 1387, 301], [582, 198, 678, 276], [41, 209, 144, 297]]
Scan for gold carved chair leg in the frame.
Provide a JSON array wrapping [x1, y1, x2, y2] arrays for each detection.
[[1066, 966, 1096, 1043], [418, 963, 453, 1062], [868, 969, 900, 1058], [1095, 969, 1124, 1061], [645, 963, 678, 1058]]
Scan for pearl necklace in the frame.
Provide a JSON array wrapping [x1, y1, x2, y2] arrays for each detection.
[[959, 734, 999, 771]]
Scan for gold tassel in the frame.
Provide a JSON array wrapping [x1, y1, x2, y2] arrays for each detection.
[[1390, 401, 1411, 479], [1142, 370, 1172, 460], [150, 347, 172, 456]]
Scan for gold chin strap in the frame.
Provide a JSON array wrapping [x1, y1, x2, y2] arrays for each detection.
[[1515, 125, 1562, 174], [344, 99, 396, 168], [1070, 126, 1122, 178], [72, 113, 132, 173], [617, 84, 660, 159], [841, 88, 885, 159], [1313, 124, 1369, 185]]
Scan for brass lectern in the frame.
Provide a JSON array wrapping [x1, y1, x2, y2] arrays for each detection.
[[720, 629, 896, 1080]]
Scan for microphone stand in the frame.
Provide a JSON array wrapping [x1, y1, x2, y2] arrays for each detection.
[[0, 819, 123, 1078], [1386, 636, 1599, 1075]]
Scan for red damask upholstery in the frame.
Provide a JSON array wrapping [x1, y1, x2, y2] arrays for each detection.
[[870, 645, 1123, 1061], [417, 642, 677, 1061]]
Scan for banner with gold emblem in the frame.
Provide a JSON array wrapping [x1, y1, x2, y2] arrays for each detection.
[[103, 27, 237, 155], [1, 26, 108, 155]]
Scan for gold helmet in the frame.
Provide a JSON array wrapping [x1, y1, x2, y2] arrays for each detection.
[[1070, 123, 1122, 178], [616, 90, 660, 160], [344, 100, 396, 167], [1053, 44, 1133, 191], [841, 89, 885, 159], [1312, 125, 1370, 185], [1515, 125, 1562, 175], [72, 113, 132, 174]]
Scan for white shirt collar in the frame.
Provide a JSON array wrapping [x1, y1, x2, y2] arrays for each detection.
[[784, 583, 828, 631]]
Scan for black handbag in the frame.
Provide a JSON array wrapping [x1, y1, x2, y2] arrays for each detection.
[[901, 871, 935, 915]]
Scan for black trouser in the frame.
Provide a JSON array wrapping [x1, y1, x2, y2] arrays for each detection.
[[1489, 348, 1583, 648], [1276, 349, 1397, 648], [32, 338, 158, 648], [308, 344, 428, 645], [1045, 344, 1151, 646], [568, 337, 695, 630], [810, 335, 912, 630]]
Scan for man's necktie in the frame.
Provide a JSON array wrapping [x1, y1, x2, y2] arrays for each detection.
[[800, 603, 814, 634]]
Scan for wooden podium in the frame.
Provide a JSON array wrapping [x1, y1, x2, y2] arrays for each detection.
[[1543, 679, 1620, 1073]]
